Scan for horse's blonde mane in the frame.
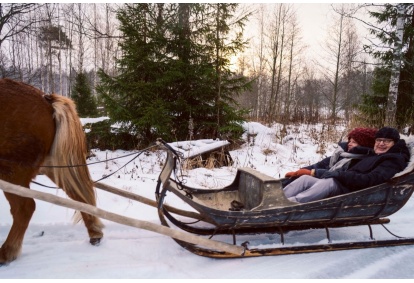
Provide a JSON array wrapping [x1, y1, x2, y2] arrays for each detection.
[[41, 95, 102, 229]]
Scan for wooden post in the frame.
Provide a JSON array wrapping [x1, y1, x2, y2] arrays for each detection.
[[94, 181, 210, 222], [0, 179, 244, 256]]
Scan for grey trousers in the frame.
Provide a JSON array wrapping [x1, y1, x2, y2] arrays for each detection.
[[283, 175, 342, 203]]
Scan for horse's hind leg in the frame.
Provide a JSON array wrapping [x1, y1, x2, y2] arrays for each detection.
[[40, 167, 104, 245], [58, 184, 104, 245], [0, 177, 35, 265]]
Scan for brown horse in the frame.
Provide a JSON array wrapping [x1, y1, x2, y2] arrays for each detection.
[[0, 79, 103, 264]]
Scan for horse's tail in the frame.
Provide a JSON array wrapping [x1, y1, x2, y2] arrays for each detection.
[[41, 94, 104, 236]]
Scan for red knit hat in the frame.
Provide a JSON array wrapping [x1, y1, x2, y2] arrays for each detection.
[[348, 127, 378, 148]]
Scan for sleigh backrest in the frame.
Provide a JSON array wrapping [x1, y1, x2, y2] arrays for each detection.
[[393, 138, 414, 178]]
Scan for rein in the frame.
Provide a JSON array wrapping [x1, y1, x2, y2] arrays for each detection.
[[0, 149, 150, 168], [31, 144, 158, 189], [39, 151, 141, 168]]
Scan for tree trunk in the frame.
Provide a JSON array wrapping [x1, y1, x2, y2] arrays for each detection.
[[385, 4, 406, 127], [332, 13, 343, 124], [268, 5, 282, 124], [215, 3, 222, 137]]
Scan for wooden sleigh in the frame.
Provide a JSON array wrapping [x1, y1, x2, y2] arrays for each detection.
[[155, 139, 414, 258], [1, 136, 413, 261]]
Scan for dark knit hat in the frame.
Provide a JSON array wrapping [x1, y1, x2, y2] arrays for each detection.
[[375, 127, 400, 142], [348, 127, 377, 148]]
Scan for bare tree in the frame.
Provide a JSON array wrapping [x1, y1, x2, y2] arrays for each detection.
[[341, 14, 362, 121], [248, 4, 269, 120], [283, 9, 304, 124], [237, 4, 309, 124], [267, 4, 284, 123], [0, 4, 40, 48], [328, 9, 344, 124], [0, 4, 46, 80], [317, 4, 360, 124]]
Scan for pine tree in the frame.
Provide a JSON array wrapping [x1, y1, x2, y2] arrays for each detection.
[[357, 67, 389, 127], [72, 72, 98, 117], [96, 3, 251, 145], [203, 3, 252, 138]]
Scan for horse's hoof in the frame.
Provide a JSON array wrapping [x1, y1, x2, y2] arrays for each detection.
[[90, 238, 101, 246]]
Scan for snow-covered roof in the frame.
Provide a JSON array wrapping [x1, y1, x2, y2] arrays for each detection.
[[167, 139, 230, 159]]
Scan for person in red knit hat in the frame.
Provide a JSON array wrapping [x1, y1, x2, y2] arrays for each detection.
[[347, 127, 377, 148], [283, 127, 378, 202]]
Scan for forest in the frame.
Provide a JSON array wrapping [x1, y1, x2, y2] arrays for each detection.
[[1, 3, 413, 146]]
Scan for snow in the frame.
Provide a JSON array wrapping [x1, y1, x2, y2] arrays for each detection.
[[80, 117, 110, 125], [1, 122, 414, 279]]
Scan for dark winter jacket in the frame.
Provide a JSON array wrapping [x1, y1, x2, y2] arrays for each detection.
[[304, 142, 374, 178], [329, 139, 410, 193]]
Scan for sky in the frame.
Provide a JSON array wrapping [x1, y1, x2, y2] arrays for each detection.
[[296, 3, 373, 60], [233, 2, 376, 74], [297, 3, 334, 53], [297, 3, 332, 41], [1, 120, 413, 279]]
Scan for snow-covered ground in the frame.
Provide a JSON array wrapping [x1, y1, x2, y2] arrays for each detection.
[[1, 122, 414, 279]]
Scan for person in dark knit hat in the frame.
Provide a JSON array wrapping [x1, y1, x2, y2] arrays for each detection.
[[375, 126, 400, 142], [283, 126, 409, 203]]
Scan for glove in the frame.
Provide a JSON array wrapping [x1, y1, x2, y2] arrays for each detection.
[[285, 169, 312, 178], [321, 170, 340, 179]]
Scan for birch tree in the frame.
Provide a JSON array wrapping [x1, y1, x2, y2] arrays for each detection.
[[385, 4, 406, 127], [361, 3, 413, 129]]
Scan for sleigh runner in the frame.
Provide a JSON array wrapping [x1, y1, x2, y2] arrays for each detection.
[[155, 139, 414, 258]]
